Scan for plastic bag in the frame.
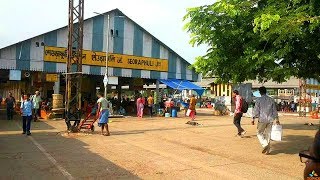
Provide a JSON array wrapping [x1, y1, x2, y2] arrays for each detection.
[[271, 124, 282, 141], [186, 109, 192, 117]]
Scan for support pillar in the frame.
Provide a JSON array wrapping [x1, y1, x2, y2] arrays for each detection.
[[53, 74, 60, 94], [117, 83, 122, 113], [155, 80, 160, 111], [156, 80, 160, 101]]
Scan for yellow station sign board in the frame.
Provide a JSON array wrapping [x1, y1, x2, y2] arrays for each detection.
[[46, 73, 58, 82], [44, 46, 168, 72], [305, 84, 320, 90]]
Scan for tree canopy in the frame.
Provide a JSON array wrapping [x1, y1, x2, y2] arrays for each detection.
[[184, 0, 320, 83]]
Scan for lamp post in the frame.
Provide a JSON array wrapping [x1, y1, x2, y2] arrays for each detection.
[[94, 12, 124, 98], [104, 14, 110, 98]]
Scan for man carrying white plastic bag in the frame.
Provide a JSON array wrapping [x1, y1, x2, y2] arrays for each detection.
[[252, 86, 280, 155]]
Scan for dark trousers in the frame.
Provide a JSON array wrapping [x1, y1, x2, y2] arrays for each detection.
[[233, 113, 244, 135], [37, 108, 41, 116], [148, 105, 153, 117], [33, 109, 39, 121], [6, 107, 14, 120], [22, 116, 32, 133]]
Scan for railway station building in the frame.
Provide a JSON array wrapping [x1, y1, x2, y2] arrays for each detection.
[[0, 9, 200, 101]]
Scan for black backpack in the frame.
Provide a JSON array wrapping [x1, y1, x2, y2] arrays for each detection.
[[241, 99, 249, 113]]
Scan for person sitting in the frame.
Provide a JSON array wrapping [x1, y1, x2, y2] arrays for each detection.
[[41, 98, 52, 111], [299, 130, 320, 179], [165, 99, 172, 113]]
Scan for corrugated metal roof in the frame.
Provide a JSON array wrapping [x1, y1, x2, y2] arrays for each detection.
[[244, 77, 300, 88]]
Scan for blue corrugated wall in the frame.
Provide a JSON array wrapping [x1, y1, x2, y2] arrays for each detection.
[[150, 39, 161, 79], [132, 24, 143, 78], [168, 52, 176, 79], [92, 15, 104, 52], [91, 15, 104, 75], [181, 61, 186, 80], [113, 16, 125, 77], [16, 40, 31, 70], [44, 31, 57, 72]]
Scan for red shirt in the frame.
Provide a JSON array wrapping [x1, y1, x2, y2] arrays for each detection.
[[235, 95, 242, 114]]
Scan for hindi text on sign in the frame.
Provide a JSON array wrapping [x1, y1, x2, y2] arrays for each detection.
[[44, 46, 168, 72]]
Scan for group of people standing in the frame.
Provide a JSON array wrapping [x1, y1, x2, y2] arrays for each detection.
[[232, 86, 280, 155], [1, 91, 42, 136], [20, 91, 42, 136], [135, 94, 197, 121], [279, 100, 297, 112], [136, 94, 154, 118]]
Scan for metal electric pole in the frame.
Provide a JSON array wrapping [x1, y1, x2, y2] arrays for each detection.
[[65, 0, 84, 132]]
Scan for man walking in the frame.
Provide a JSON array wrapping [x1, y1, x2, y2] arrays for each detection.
[[31, 91, 41, 122], [232, 90, 246, 137], [5, 92, 16, 120], [253, 86, 280, 155], [147, 95, 154, 117], [96, 92, 110, 136]]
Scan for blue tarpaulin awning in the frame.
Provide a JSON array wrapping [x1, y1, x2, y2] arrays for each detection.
[[159, 79, 205, 96]]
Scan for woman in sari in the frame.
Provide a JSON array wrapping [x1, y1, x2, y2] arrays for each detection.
[[189, 94, 196, 121], [136, 95, 145, 118]]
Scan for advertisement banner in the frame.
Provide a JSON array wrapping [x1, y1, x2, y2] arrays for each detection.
[[44, 46, 168, 72], [9, 70, 21, 81]]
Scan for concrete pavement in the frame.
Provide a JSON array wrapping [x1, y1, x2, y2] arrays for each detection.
[[0, 108, 318, 179]]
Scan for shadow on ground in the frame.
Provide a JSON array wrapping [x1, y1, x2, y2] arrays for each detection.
[[0, 117, 139, 179], [0, 109, 55, 131], [109, 123, 235, 136], [282, 123, 320, 131], [270, 134, 315, 155]]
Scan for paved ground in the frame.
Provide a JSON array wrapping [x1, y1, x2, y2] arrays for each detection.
[[0, 108, 318, 180]]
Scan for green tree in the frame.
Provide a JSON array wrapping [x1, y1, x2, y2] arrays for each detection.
[[184, 0, 320, 83]]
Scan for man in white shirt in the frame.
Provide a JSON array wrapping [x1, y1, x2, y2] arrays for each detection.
[[32, 91, 41, 122], [253, 86, 280, 155]]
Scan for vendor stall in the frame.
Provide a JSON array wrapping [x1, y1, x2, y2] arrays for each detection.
[[159, 79, 205, 96]]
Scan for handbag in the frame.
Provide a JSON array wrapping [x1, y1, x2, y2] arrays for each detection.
[[186, 109, 192, 116], [271, 124, 282, 141]]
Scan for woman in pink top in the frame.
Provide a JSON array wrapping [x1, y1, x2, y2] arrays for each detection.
[[136, 95, 145, 118], [232, 90, 246, 137]]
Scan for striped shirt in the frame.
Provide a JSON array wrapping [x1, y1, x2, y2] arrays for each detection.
[[253, 95, 278, 123]]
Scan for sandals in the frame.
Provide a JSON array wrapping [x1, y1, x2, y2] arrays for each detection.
[[101, 133, 110, 136], [304, 123, 314, 126]]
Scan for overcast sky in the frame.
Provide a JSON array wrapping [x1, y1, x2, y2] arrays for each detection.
[[0, 0, 214, 64]]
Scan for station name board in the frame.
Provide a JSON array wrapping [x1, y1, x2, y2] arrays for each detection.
[[305, 84, 320, 90], [44, 46, 168, 72]]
